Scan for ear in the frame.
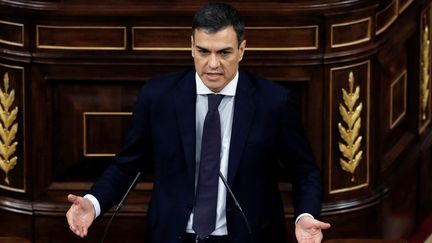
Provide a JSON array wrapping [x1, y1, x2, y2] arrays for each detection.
[[191, 35, 195, 58], [238, 40, 246, 61]]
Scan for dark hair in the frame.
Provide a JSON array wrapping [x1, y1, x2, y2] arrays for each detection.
[[192, 2, 245, 47]]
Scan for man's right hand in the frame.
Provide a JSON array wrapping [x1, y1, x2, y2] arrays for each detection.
[[66, 194, 95, 238]]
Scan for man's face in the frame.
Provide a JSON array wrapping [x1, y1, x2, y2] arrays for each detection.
[[191, 26, 246, 92]]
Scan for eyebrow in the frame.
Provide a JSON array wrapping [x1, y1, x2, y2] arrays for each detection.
[[196, 45, 234, 53]]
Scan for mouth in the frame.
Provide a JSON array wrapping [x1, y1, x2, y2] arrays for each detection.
[[205, 72, 223, 81]]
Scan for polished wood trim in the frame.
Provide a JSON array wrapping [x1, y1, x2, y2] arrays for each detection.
[[246, 26, 319, 51], [36, 25, 127, 50], [132, 26, 319, 51], [331, 18, 372, 48], [376, 0, 399, 35], [132, 26, 190, 51], [389, 70, 407, 129], [83, 112, 132, 157], [0, 20, 24, 47], [399, 0, 414, 14]]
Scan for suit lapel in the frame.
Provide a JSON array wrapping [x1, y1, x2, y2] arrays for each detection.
[[227, 71, 256, 186], [175, 70, 197, 180]]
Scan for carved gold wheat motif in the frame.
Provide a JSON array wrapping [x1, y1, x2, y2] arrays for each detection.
[[338, 72, 363, 182], [0, 73, 18, 185], [421, 23, 430, 121]]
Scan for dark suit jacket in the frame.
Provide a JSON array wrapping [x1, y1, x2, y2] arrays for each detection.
[[90, 68, 323, 243]]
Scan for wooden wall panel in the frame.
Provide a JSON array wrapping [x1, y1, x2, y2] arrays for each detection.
[[133, 27, 190, 50], [37, 25, 127, 50], [376, 0, 398, 35], [0, 0, 431, 242], [0, 20, 24, 47], [331, 18, 372, 48]]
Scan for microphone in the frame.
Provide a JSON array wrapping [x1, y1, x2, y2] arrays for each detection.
[[218, 171, 252, 234], [100, 171, 142, 243]]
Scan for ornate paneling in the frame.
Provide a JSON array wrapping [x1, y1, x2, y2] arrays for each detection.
[[0, 64, 25, 193], [132, 26, 320, 51], [83, 112, 132, 157], [52, 82, 140, 181], [132, 27, 190, 51], [0, 20, 24, 47], [399, 0, 414, 14], [36, 25, 127, 50], [328, 61, 370, 194], [390, 70, 407, 129], [376, 0, 398, 35], [245, 26, 319, 51], [330, 18, 372, 48]]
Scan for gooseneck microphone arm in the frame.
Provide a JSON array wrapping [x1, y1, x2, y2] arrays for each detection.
[[100, 171, 142, 243], [218, 171, 252, 234]]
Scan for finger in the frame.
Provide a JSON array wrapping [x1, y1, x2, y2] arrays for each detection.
[[82, 225, 88, 237], [72, 226, 81, 237], [67, 194, 77, 203], [79, 225, 85, 238], [310, 219, 331, 229], [318, 222, 331, 229], [69, 223, 76, 233]]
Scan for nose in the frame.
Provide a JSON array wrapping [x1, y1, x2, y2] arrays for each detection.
[[208, 53, 220, 69]]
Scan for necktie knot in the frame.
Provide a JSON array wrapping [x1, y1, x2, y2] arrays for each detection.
[[208, 94, 224, 112]]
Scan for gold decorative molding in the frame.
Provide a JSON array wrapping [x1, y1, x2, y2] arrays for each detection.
[[329, 61, 370, 194], [83, 112, 132, 157], [0, 20, 24, 47], [420, 19, 431, 124], [0, 64, 25, 193], [0, 73, 18, 185], [390, 70, 407, 129], [36, 25, 127, 50], [338, 72, 363, 182], [331, 18, 372, 48]]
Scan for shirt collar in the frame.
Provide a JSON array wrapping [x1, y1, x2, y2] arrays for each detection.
[[195, 72, 238, 96]]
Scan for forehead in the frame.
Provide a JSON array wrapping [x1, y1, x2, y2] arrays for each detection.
[[193, 26, 238, 46]]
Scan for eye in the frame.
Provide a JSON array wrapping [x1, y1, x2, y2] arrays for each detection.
[[198, 49, 209, 55], [220, 51, 231, 56]]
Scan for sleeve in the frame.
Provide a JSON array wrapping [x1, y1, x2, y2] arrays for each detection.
[[89, 85, 153, 215], [278, 88, 323, 219]]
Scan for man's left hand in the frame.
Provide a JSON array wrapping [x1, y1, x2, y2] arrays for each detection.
[[295, 216, 331, 243]]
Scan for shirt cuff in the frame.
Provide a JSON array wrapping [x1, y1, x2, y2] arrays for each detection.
[[84, 194, 101, 219], [295, 213, 314, 224]]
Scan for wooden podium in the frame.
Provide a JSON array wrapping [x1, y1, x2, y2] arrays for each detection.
[[0, 0, 431, 242]]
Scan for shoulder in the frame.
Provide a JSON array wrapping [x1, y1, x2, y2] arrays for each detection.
[[145, 68, 194, 90], [240, 69, 290, 100], [138, 68, 194, 98]]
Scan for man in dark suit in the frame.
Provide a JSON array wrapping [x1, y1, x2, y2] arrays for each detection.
[[66, 2, 330, 243]]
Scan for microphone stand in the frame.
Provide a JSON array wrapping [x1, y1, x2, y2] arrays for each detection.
[[100, 171, 141, 243], [218, 171, 252, 234]]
